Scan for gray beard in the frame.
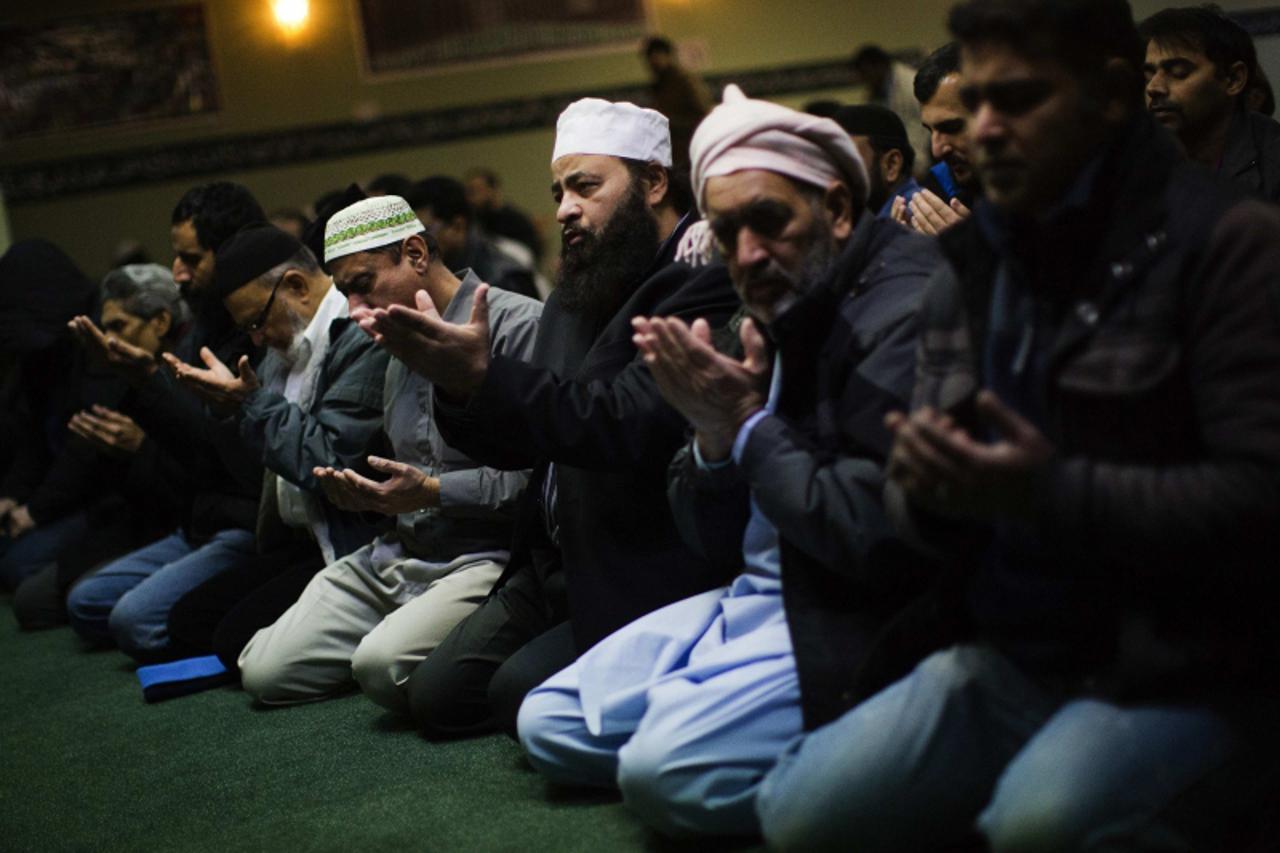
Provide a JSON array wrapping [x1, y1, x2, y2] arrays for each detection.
[[741, 217, 841, 323], [278, 305, 312, 367]]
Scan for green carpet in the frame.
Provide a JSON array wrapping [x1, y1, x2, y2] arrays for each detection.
[[0, 606, 761, 852]]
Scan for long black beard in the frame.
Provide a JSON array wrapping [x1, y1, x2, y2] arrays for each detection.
[[555, 183, 660, 321]]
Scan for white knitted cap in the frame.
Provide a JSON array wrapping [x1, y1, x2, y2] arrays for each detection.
[[323, 195, 425, 264], [552, 98, 673, 167]]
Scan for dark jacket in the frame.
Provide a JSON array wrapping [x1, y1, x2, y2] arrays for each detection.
[[889, 113, 1280, 697], [238, 316, 390, 559], [435, 215, 741, 650], [24, 371, 184, 531], [1221, 108, 1280, 204], [0, 240, 96, 503], [667, 213, 942, 730], [124, 308, 263, 541]]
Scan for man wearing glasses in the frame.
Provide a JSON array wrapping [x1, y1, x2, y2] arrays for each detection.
[[66, 225, 389, 670], [153, 225, 390, 683]]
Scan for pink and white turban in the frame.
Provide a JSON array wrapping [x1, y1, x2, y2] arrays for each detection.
[[678, 85, 869, 265]]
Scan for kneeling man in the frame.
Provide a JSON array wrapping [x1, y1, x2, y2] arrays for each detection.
[[517, 85, 941, 837], [237, 196, 541, 712]]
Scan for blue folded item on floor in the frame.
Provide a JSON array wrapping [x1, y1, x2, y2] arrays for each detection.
[[136, 655, 234, 703]]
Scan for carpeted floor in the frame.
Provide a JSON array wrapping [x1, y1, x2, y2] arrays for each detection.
[[0, 605, 762, 852]]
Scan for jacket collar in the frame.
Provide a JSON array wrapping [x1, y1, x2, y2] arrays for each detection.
[[941, 113, 1183, 370], [1220, 108, 1261, 182]]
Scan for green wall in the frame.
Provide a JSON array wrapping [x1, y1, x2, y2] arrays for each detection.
[[5, 0, 954, 277], [12, 0, 1273, 277]]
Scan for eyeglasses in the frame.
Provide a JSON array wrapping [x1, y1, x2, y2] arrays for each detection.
[[958, 79, 1055, 117], [244, 269, 288, 333]]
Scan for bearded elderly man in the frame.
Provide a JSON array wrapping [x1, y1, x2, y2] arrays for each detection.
[[515, 85, 942, 837], [137, 226, 390, 693], [235, 196, 541, 713], [357, 99, 739, 737]]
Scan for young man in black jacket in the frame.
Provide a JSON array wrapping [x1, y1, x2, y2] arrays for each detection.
[[357, 98, 740, 737], [516, 84, 940, 838], [757, 1, 1280, 850]]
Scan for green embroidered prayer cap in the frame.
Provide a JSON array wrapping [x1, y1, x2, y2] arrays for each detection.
[[323, 195, 425, 264]]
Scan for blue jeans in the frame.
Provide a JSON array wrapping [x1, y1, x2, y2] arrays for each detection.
[[66, 529, 256, 659], [757, 644, 1274, 853], [0, 511, 89, 591]]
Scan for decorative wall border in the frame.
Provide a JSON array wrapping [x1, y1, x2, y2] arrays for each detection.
[[0, 59, 853, 205], [1232, 8, 1280, 37]]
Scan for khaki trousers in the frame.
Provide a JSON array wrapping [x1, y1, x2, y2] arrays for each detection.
[[238, 536, 504, 713]]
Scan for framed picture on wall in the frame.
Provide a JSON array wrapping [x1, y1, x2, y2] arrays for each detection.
[[354, 0, 651, 77], [0, 5, 219, 141]]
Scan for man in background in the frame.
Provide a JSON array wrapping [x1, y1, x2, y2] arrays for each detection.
[[1141, 4, 1280, 201], [835, 104, 922, 217]]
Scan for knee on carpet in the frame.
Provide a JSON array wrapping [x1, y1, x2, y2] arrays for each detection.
[[615, 728, 747, 838], [65, 581, 114, 642], [979, 772, 1107, 853], [515, 688, 579, 775], [107, 594, 163, 658], [489, 657, 539, 738], [12, 573, 65, 630], [407, 654, 484, 736], [350, 631, 409, 712], [755, 753, 887, 853], [238, 640, 325, 705]]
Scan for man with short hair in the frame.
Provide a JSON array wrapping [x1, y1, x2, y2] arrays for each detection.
[[359, 98, 739, 737], [8, 264, 188, 629], [517, 84, 940, 838], [895, 42, 978, 234], [834, 104, 922, 217], [235, 196, 541, 712], [756, 1, 1280, 849], [1141, 4, 1280, 201], [407, 175, 539, 299], [170, 181, 268, 300]]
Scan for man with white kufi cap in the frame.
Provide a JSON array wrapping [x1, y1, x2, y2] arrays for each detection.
[[517, 85, 944, 837], [236, 193, 543, 714], [360, 98, 738, 739]]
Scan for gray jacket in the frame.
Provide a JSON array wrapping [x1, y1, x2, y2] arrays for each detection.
[[386, 271, 542, 561], [240, 315, 390, 558]]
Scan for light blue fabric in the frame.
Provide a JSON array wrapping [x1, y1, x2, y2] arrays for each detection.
[[757, 644, 1265, 853], [730, 353, 782, 467], [66, 528, 256, 657], [518, 354, 798, 837]]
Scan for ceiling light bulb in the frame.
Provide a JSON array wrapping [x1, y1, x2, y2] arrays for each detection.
[[273, 0, 308, 29]]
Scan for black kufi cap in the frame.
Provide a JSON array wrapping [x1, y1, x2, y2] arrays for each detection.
[[212, 225, 303, 300]]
